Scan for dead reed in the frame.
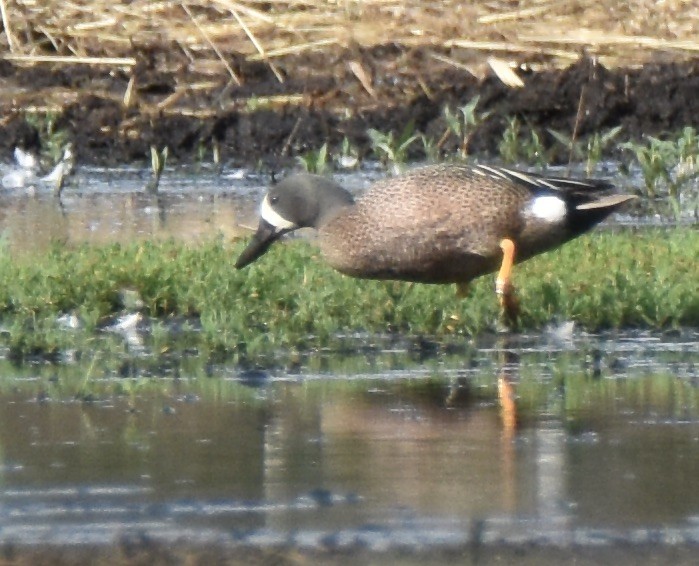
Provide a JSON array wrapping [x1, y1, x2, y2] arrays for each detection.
[[1, 0, 697, 78]]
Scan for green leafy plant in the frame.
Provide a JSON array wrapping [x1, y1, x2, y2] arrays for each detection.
[[498, 116, 521, 163], [420, 134, 440, 163], [498, 117, 549, 166], [442, 96, 492, 157], [297, 143, 330, 175], [146, 146, 168, 194], [549, 126, 623, 175], [621, 127, 699, 219], [367, 121, 420, 170], [24, 111, 71, 164]]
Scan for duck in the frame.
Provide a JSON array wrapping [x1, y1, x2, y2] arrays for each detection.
[[236, 163, 636, 323]]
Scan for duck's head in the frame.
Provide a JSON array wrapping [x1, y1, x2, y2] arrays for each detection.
[[235, 173, 354, 269]]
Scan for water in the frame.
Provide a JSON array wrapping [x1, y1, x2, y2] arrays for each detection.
[[0, 331, 698, 558], [0, 163, 697, 560], [0, 166, 259, 254]]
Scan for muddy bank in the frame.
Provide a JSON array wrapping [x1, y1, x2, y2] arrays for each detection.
[[1, 50, 699, 167], [3, 539, 699, 566]]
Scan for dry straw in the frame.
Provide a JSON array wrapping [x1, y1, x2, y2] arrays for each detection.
[[0, 1, 697, 114], [1, 1, 697, 65]]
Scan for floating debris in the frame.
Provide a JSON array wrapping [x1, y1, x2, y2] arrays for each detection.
[[2, 145, 74, 193], [14, 147, 38, 170]]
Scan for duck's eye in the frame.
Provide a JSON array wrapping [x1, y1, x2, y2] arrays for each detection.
[[270, 195, 279, 204]]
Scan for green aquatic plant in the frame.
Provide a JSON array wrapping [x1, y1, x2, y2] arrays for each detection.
[[195, 138, 222, 166], [146, 146, 168, 194], [24, 110, 71, 165], [498, 116, 521, 163], [297, 143, 330, 175], [442, 96, 492, 157], [621, 127, 699, 218], [367, 121, 420, 169], [498, 117, 549, 166], [549, 126, 623, 175], [584, 127, 623, 173], [420, 133, 441, 163]]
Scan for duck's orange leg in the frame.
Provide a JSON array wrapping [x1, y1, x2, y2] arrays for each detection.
[[496, 238, 520, 325]]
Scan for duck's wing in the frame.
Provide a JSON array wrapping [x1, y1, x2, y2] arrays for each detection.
[[472, 164, 615, 195]]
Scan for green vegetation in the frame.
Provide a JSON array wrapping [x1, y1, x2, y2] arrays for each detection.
[[297, 142, 330, 175], [549, 126, 623, 175], [0, 228, 696, 360], [298, 138, 360, 173], [336, 136, 360, 169], [498, 116, 549, 166], [621, 127, 699, 219], [495, 123, 699, 220], [24, 111, 70, 164], [146, 145, 168, 194], [367, 121, 420, 170], [441, 96, 492, 158], [24, 84, 688, 211]]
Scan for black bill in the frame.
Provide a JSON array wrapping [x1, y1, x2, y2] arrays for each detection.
[[235, 219, 287, 269]]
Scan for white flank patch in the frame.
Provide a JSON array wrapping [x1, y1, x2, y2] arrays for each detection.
[[260, 194, 296, 229], [529, 195, 567, 223]]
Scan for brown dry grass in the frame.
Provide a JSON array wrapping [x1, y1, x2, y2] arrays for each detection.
[[1, 0, 698, 78]]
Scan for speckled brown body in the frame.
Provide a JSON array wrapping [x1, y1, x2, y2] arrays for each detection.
[[319, 164, 576, 284]]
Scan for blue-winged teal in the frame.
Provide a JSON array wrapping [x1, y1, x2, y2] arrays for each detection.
[[236, 163, 636, 320]]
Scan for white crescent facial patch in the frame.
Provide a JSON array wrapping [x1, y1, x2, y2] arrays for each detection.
[[528, 195, 567, 223], [260, 194, 296, 230]]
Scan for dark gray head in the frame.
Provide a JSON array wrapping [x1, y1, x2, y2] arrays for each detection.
[[235, 173, 354, 269]]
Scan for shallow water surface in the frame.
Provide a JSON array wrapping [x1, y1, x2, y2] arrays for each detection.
[[0, 331, 698, 556]]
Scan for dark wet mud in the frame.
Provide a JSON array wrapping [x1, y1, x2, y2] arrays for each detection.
[[2, 53, 699, 166]]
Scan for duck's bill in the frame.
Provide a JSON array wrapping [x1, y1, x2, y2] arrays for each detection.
[[235, 219, 286, 269]]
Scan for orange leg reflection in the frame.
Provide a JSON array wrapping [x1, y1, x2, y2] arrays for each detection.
[[498, 373, 517, 437], [498, 343, 519, 511]]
